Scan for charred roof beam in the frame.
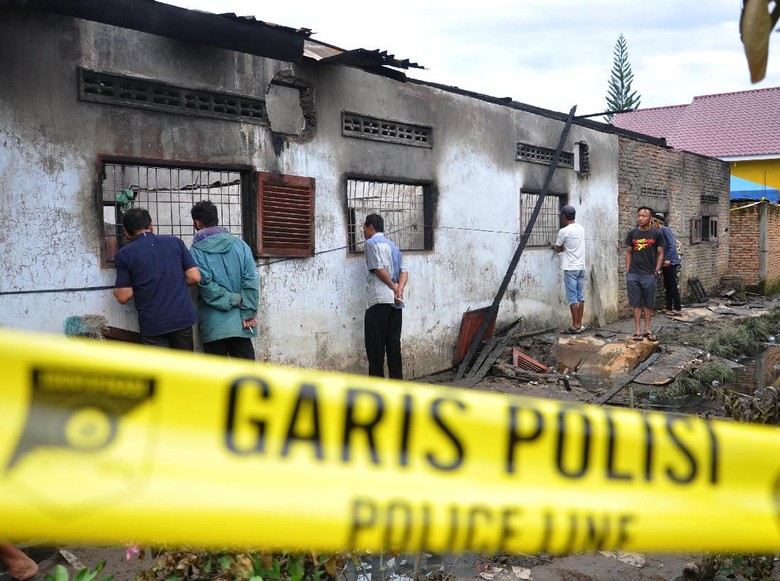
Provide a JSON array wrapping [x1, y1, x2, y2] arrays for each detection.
[[2, 0, 306, 62]]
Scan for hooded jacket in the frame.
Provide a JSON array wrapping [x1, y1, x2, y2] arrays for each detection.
[[191, 230, 259, 344]]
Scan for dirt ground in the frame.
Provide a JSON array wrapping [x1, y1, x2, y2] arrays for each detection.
[[4, 295, 780, 581]]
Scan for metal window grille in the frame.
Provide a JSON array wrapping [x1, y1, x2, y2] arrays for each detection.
[[101, 163, 244, 262], [80, 68, 267, 125], [342, 112, 433, 148], [520, 192, 565, 246], [347, 179, 430, 251], [516, 143, 574, 169], [640, 186, 668, 198]]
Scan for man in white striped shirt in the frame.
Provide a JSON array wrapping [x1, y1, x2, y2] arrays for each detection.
[[363, 213, 408, 379]]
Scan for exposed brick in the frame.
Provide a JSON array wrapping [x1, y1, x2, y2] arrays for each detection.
[[617, 137, 730, 316]]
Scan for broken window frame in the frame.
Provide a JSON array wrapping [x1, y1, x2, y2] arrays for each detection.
[[690, 216, 719, 243], [99, 158, 251, 266], [574, 141, 590, 177], [519, 189, 567, 247], [346, 177, 434, 253]]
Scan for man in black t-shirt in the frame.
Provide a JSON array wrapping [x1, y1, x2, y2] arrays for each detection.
[[625, 206, 664, 342]]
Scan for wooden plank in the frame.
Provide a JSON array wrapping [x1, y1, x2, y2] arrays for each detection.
[[590, 269, 606, 327], [596, 351, 661, 405]]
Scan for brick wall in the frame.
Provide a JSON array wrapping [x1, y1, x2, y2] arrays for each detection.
[[730, 201, 780, 294], [767, 204, 780, 294], [728, 202, 761, 288], [728, 345, 780, 395], [617, 137, 730, 315]]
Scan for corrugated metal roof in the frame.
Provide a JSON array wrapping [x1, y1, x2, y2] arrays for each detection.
[[206, 11, 312, 38], [613, 87, 780, 157], [319, 48, 424, 71], [4, 0, 306, 62]]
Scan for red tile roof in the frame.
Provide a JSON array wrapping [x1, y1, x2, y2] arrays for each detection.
[[612, 86, 780, 157]]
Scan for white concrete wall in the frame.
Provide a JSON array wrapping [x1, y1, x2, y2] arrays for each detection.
[[0, 7, 620, 378]]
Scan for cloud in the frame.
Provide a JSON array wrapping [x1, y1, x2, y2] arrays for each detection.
[[164, 0, 780, 114]]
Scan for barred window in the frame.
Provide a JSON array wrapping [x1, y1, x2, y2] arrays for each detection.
[[346, 179, 433, 252], [520, 191, 566, 247], [101, 162, 245, 264]]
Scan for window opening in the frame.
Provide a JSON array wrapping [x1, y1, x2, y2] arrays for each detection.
[[691, 194, 719, 243], [80, 68, 267, 125], [575, 142, 590, 177], [640, 186, 668, 198], [101, 163, 244, 263], [516, 143, 574, 169], [702, 216, 718, 241], [342, 112, 433, 148], [347, 179, 432, 251], [520, 191, 566, 246]]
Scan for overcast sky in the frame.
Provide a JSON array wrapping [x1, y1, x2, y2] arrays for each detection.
[[163, 0, 780, 116]]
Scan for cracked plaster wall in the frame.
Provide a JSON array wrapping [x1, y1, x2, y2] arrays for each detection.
[[0, 6, 621, 377]]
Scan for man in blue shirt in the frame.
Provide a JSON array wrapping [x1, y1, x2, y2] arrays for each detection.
[[363, 213, 408, 379], [653, 212, 682, 314], [113, 208, 201, 349]]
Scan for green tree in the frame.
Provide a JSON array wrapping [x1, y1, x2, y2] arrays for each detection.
[[605, 33, 641, 121]]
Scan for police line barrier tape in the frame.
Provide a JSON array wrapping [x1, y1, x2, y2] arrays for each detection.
[[1, 328, 779, 554]]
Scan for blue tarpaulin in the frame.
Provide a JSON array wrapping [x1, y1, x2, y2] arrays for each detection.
[[730, 175, 779, 203]]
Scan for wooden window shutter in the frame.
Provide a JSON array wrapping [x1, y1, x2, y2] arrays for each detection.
[[690, 217, 702, 244], [257, 172, 315, 257]]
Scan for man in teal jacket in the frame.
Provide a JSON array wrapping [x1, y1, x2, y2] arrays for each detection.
[[190, 201, 259, 359]]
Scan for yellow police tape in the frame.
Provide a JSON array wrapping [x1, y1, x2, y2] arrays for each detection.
[[1, 328, 779, 554]]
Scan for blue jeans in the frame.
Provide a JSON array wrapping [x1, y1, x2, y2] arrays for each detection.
[[564, 270, 586, 305]]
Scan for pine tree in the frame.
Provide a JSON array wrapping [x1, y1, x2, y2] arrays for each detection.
[[605, 33, 641, 121]]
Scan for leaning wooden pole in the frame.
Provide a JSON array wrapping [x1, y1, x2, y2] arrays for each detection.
[[455, 105, 577, 381]]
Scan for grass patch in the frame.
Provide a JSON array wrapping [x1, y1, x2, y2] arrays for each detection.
[[706, 317, 771, 359], [665, 359, 734, 397]]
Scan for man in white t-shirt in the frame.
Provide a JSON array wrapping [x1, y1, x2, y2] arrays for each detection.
[[553, 204, 586, 334]]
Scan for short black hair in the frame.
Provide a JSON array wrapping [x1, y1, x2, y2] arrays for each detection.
[[637, 206, 655, 216], [191, 200, 219, 227], [364, 213, 384, 232], [122, 208, 152, 235]]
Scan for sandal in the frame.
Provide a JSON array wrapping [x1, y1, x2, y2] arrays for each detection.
[[631, 334, 643, 341], [644, 332, 658, 342], [560, 327, 579, 335]]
